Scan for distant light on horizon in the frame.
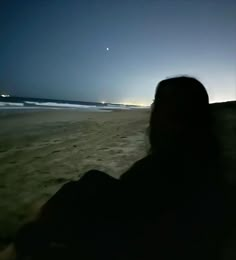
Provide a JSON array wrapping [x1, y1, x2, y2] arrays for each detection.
[[118, 100, 151, 107]]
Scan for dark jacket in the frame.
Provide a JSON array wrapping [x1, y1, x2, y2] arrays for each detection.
[[14, 154, 226, 260]]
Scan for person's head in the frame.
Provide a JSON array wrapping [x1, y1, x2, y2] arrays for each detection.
[[149, 76, 212, 156]]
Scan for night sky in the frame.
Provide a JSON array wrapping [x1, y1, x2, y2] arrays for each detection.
[[0, 0, 235, 105]]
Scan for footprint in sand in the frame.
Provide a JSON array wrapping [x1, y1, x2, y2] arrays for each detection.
[[53, 139, 61, 143], [51, 150, 61, 154], [9, 161, 17, 164]]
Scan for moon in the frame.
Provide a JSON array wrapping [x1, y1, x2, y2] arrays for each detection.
[[106, 47, 109, 51]]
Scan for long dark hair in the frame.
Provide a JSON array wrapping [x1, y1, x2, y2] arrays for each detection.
[[149, 76, 219, 171]]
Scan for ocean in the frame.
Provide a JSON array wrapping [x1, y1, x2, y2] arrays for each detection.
[[0, 96, 146, 112]]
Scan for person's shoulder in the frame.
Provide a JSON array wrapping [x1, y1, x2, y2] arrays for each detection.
[[120, 155, 155, 182], [40, 170, 119, 217], [53, 169, 118, 195], [75, 169, 120, 196], [79, 169, 119, 186]]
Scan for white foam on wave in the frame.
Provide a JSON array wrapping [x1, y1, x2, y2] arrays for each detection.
[[0, 106, 61, 110], [0, 102, 24, 107], [24, 101, 97, 109], [24, 101, 134, 110], [0, 100, 147, 111]]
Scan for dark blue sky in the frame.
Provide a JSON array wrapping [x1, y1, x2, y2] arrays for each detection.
[[0, 0, 235, 104]]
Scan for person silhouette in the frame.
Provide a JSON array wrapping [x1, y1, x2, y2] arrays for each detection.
[[3, 76, 227, 260], [119, 76, 226, 259]]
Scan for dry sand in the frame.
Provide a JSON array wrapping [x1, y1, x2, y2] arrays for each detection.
[[0, 109, 149, 242]]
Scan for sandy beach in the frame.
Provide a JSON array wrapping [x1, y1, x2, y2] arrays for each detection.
[[0, 109, 149, 242], [0, 102, 236, 257]]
